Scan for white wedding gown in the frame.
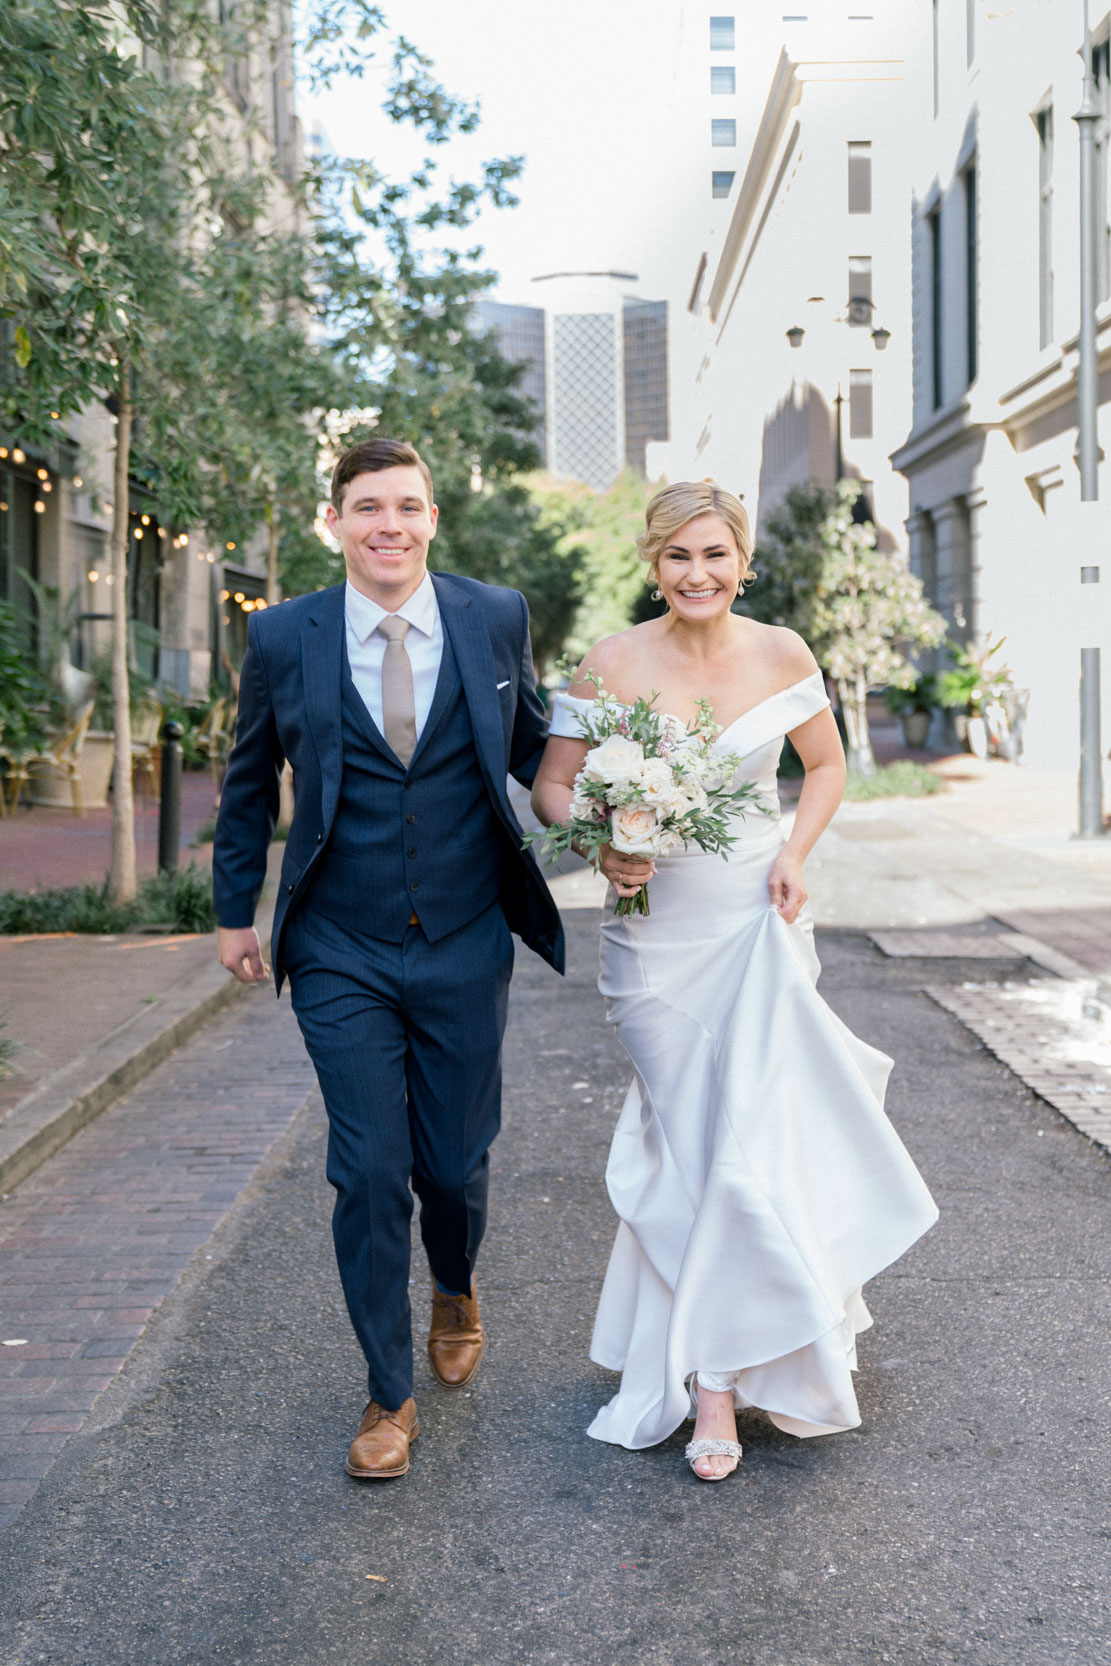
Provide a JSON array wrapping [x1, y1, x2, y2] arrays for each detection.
[[550, 673, 938, 1449]]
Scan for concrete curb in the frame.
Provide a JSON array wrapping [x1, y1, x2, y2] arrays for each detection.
[[0, 845, 282, 1197]]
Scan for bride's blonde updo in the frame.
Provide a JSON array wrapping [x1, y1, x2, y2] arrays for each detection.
[[637, 480, 755, 593]]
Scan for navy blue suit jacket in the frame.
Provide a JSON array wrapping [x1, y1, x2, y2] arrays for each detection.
[[212, 572, 565, 986]]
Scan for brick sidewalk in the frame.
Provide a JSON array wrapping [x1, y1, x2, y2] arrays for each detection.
[[0, 770, 218, 892], [0, 987, 314, 1527]]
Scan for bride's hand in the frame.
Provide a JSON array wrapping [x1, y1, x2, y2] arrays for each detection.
[[768, 851, 806, 923], [597, 842, 656, 898]]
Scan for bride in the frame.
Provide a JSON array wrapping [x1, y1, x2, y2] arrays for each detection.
[[531, 481, 937, 1481]]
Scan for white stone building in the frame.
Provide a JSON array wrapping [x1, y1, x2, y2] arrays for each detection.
[[890, 0, 1111, 773], [0, 4, 304, 696], [683, 6, 919, 556]]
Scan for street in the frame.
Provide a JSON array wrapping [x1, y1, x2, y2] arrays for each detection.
[[2, 885, 1109, 1665]]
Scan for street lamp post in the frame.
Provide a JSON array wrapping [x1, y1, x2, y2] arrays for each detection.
[[1073, 0, 1105, 837], [785, 301, 889, 488]]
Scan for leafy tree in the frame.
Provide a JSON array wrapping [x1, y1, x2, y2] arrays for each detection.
[[0, 1, 218, 900], [528, 472, 659, 659], [748, 480, 946, 775]]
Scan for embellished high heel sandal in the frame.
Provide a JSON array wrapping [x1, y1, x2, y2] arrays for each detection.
[[685, 1375, 742, 1481], [684, 1435, 743, 1480]]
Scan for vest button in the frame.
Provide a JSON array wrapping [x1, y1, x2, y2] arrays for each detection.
[[410, 881, 419, 892], [407, 813, 416, 824], [286, 882, 294, 893], [408, 848, 416, 858]]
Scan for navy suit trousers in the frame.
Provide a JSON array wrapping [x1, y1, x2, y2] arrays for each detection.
[[282, 902, 514, 1410]]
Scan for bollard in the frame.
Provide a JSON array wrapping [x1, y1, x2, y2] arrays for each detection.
[[158, 720, 185, 875]]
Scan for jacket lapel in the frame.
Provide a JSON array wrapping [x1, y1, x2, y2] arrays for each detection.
[[301, 585, 347, 828], [433, 574, 506, 797]]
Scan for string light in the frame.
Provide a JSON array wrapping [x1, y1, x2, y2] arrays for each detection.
[[233, 592, 245, 603], [33, 501, 45, 514], [105, 573, 115, 586], [134, 527, 143, 539], [157, 526, 166, 537], [225, 541, 236, 550], [73, 475, 83, 488], [36, 468, 48, 480], [41, 481, 52, 493], [0, 448, 8, 459], [12, 448, 25, 464], [50, 411, 60, 420], [88, 569, 99, 583], [206, 552, 216, 563], [179, 534, 189, 547], [219, 589, 230, 601], [0, 502, 8, 513], [141, 514, 151, 525]]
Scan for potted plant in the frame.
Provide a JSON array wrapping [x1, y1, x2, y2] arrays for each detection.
[[936, 637, 1013, 758], [883, 673, 938, 749], [0, 604, 49, 806]]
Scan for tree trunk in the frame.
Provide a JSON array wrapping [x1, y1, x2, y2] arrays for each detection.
[[839, 673, 876, 777], [107, 375, 137, 905], [266, 499, 280, 606]]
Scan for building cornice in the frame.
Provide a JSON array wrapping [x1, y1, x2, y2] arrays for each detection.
[[890, 399, 998, 473], [705, 53, 906, 326], [706, 49, 802, 324]]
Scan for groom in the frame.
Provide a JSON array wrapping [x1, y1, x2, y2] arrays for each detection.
[[213, 437, 563, 1479]]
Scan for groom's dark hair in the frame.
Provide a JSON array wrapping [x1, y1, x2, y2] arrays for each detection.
[[331, 437, 435, 512]]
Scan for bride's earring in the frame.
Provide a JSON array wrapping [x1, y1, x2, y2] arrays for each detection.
[[651, 587, 663, 602]]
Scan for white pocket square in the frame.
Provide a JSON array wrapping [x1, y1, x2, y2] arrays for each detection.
[[496, 679, 510, 690]]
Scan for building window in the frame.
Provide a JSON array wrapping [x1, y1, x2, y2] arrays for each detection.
[[710, 16, 735, 50], [1037, 105, 1054, 349], [0, 468, 39, 645], [927, 207, 943, 409], [848, 141, 872, 214], [964, 163, 978, 385], [849, 370, 873, 439], [1095, 40, 1110, 303], [712, 171, 735, 198], [932, 0, 940, 118], [847, 255, 873, 324], [712, 119, 737, 147], [711, 66, 736, 94]]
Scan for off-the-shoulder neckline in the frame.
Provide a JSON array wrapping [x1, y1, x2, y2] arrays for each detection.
[[554, 670, 826, 744]]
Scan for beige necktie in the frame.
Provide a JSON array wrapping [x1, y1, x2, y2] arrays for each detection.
[[377, 614, 417, 767]]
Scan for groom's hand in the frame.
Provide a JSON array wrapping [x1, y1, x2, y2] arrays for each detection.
[[218, 925, 269, 984]]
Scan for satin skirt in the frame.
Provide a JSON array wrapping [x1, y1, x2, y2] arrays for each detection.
[[586, 821, 938, 1449]]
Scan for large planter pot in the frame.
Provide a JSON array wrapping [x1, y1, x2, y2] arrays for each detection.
[[900, 710, 931, 748], [29, 730, 116, 810], [966, 714, 988, 759]]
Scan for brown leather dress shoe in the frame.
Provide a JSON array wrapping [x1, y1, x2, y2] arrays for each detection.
[[427, 1279, 485, 1389], [344, 1397, 419, 1479]]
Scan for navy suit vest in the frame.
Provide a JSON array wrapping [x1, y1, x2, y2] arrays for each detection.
[[302, 630, 505, 943]]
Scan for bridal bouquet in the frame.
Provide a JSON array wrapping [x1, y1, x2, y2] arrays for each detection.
[[526, 673, 765, 917]]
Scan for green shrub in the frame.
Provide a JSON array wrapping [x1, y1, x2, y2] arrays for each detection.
[[842, 761, 942, 801], [0, 862, 216, 935], [0, 1012, 16, 1079]]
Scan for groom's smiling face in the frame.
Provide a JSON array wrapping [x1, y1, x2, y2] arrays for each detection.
[[326, 464, 439, 609]]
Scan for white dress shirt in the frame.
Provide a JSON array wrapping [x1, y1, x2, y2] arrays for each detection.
[[344, 572, 444, 743]]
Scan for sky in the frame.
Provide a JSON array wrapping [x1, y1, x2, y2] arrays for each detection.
[[296, 0, 784, 308]]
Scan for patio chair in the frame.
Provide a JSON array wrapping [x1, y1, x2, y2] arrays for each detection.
[[193, 696, 233, 790], [131, 698, 163, 802], [2, 700, 95, 816]]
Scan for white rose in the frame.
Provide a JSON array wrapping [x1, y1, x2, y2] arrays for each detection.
[[581, 734, 644, 786], [633, 757, 676, 804], [569, 786, 604, 821], [610, 804, 660, 854]]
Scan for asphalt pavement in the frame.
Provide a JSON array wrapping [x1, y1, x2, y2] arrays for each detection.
[[2, 901, 1109, 1666]]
